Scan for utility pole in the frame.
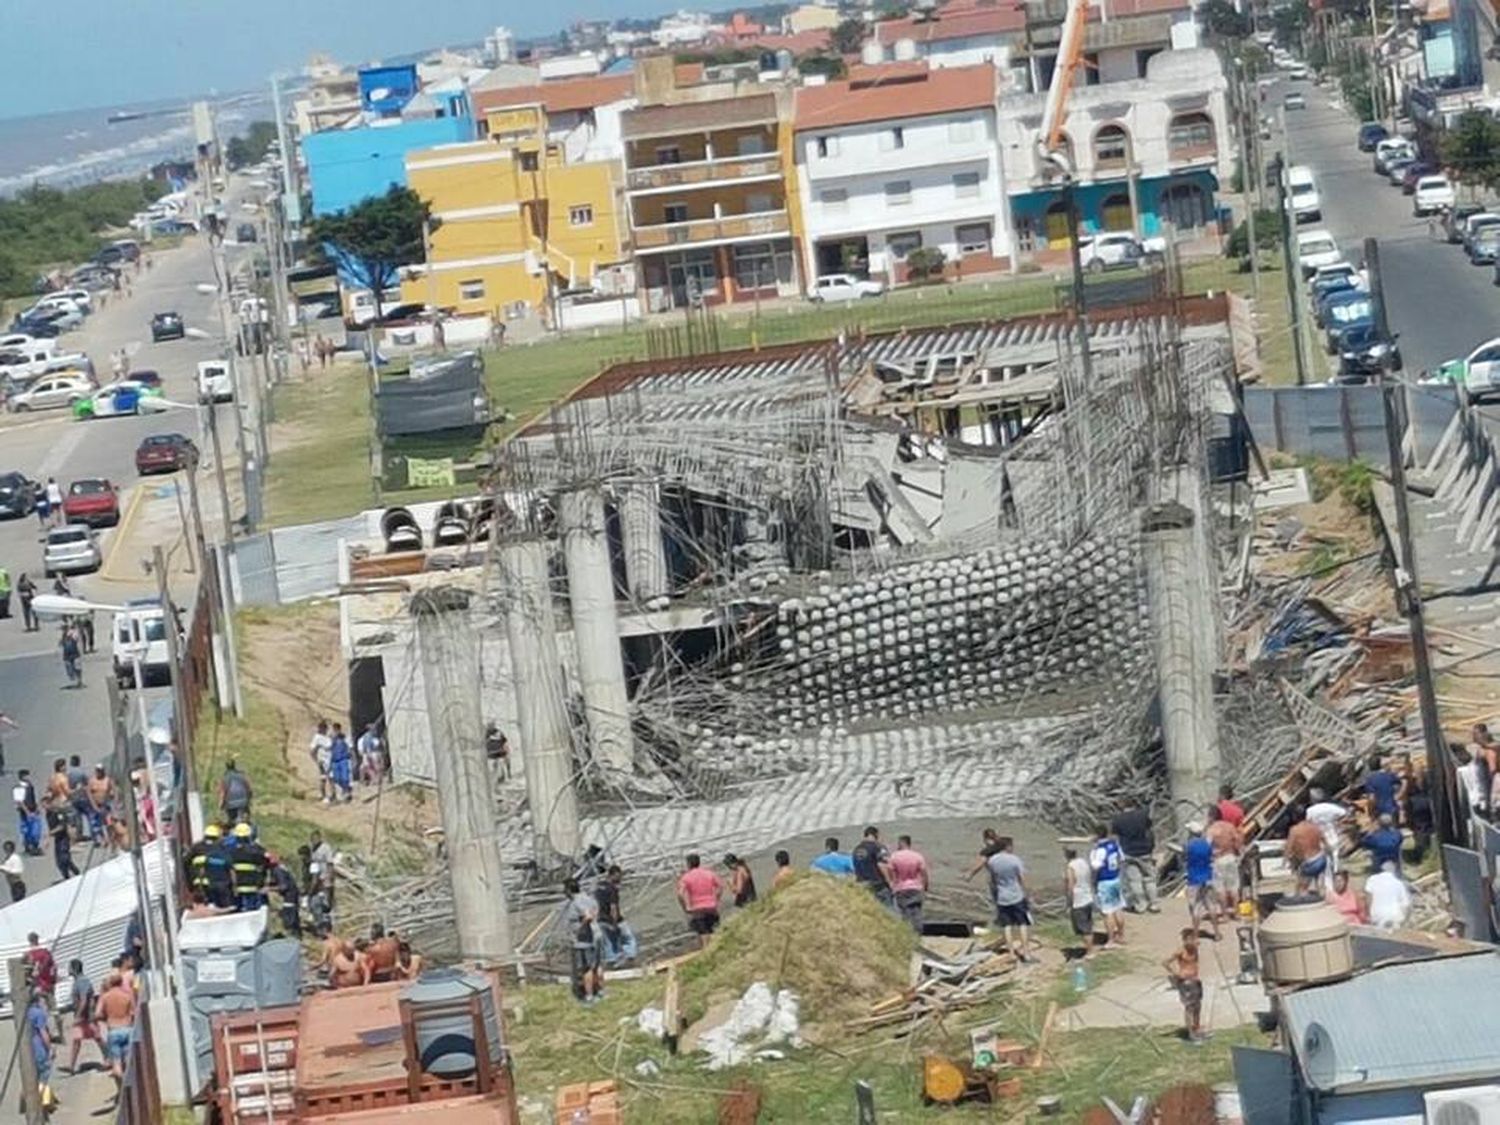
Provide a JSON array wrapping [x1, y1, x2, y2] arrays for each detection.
[[8, 957, 43, 1125], [411, 589, 514, 961], [106, 677, 165, 978], [1368, 238, 1456, 862], [1235, 58, 1261, 297], [1063, 178, 1094, 383], [1273, 152, 1310, 385], [154, 545, 195, 793], [202, 406, 244, 717]]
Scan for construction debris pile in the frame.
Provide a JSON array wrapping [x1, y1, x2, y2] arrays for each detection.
[[854, 932, 1020, 1041]]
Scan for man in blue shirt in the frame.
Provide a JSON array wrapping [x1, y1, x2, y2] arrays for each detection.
[[1360, 813, 1404, 874], [1183, 821, 1220, 941], [1362, 755, 1401, 820], [809, 836, 854, 877]]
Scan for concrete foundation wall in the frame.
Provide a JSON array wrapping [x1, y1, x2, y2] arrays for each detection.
[[1243, 384, 1456, 465]]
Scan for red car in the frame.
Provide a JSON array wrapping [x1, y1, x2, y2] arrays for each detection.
[[61, 478, 120, 527], [135, 432, 197, 475]]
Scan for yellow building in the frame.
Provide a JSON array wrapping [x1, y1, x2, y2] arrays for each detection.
[[401, 76, 635, 320], [621, 56, 805, 312]]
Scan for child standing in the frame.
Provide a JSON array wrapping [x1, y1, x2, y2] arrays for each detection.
[[1163, 927, 1207, 1043]]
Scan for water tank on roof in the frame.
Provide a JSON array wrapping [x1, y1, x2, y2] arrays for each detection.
[[893, 38, 918, 62], [1257, 896, 1353, 986], [861, 41, 883, 66], [404, 969, 505, 1079]]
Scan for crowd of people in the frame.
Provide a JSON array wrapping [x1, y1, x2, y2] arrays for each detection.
[[313, 922, 426, 990], [307, 718, 389, 803]]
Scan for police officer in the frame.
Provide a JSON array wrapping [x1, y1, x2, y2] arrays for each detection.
[[205, 825, 235, 909], [266, 854, 301, 937], [230, 822, 267, 912]]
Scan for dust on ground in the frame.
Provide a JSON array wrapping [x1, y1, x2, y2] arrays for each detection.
[[237, 603, 431, 871]]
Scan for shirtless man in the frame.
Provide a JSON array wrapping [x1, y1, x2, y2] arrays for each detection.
[[329, 941, 366, 989], [1163, 927, 1206, 1043], [46, 759, 71, 812], [86, 766, 114, 844], [96, 972, 136, 1088], [365, 924, 399, 983], [1204, 807, 1243, 915], [313, 929, 344, 980]]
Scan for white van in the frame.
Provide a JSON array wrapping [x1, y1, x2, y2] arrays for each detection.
[[196, 359, 233, 404], [112, 599, 173, 687], [1287, 165, 1321, 222]]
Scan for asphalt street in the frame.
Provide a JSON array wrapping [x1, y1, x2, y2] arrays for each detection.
[[0, 205, 257, 795], [1274, 77, 1498, 379]]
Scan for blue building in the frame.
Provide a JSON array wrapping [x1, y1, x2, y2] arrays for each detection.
[[301, 63, 477, 217]]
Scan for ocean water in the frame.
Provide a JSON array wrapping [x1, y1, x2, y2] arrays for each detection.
[[0, 91, 274, 196]]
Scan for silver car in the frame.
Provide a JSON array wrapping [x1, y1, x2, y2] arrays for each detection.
[[8, 374, 92, 413], [43, 524, 101, 577]]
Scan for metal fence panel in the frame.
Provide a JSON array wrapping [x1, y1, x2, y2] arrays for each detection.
[[1243, 385, 1457, 465], [272, 514, 365, 601], [234, 532, 280, 606]]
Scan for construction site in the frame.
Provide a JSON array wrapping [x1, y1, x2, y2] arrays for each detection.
[[323, 292, 1302, 953]]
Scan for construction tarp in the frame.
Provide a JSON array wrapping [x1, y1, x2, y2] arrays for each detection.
[[0, 839, 173, 1012], [375, 351, 489, 437]]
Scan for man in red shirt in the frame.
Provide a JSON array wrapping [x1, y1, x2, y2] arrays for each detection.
[[24, 931, 57, 1034], [1216, 785, 1246, 829], [675, 853, 724, 947], [887, 835, 930, 932]]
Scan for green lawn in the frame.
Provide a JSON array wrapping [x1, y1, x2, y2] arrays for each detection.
[[264, 257, 1266, 525]]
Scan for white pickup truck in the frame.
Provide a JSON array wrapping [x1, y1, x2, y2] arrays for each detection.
[[0, 345, 90, 384]]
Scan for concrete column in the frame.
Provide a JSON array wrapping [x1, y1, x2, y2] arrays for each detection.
[[560, 488, 636, 776], [1142, 495, 1221, 829], [621, 481, 669, 601], [500, 536, 581, 865], [412, 589, 515, 960]]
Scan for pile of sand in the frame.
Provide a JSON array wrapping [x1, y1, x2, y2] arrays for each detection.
[[679, 875, 917, 1028]]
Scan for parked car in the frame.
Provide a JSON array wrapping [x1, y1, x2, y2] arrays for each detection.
[[10, 317, 60, 339], [134, 433, 197, 475], [112, 599, 174, 687], [1322, 290, 1374, 352], [1357, 122, 1389, 151], [1447, 202, 1488, 243], [1414, 174, 1456, 216], [18, 305, 82, 332], [1463, 214, 1500, 256], [1336, 322, 1402, 376], [1313, 278, 1361, 327], [808, 274, 884, 302], [1385, 155, 1417, 186], [1399, 162, 1435, 193], [1286, 165, 1321, 222], [150, 311, 185, 342], [1433, 337, 1500, 401], [130, 369, 163, 391], [1296, 229, 1341, 277], [43, 525, 102, 577], [0, 472, 37, 518], [1283, 91, 1306, 110], [1311, 261, 1361, 288], [60, 478, 119, 527], [1468, 226, 1500, 265], [8, 373, 92, 413], [1373, 137, 1415, 174], [72, 380, 162, 420], [1078, 232, 1164, 272]]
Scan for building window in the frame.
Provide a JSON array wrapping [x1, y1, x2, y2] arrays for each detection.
[[1167, 113, 1215, 159], [459, 278, 485, 300], [815, 135, 839, 158], [737, 132, 769, 156], [664, 203, 689, 224], [821, 188, 848, 211], [656, 145, 683, 165], [1160, 180, 1212, 230], [955, 222, 991, 255], [569, 204, 594, 227], [879, 126, 905, 152], [519, 150, 539, 172], [953, 171, 981, 198], [745, 192, 775, 213], [948, 119, 978, 144], [885, 180, 912, 205], [887, 230, 922, 260], [733, 242, 784, 289], [1093, 124, 1130, 172]]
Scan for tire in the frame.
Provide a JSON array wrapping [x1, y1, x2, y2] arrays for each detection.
[[1087, 259, 1105, 274], [10, 403, 26, 413]]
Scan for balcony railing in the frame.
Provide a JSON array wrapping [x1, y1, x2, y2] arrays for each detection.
[[626, 155, 783, 192], [633, 210, 790, 250], [1167, 141, 1218, 165]]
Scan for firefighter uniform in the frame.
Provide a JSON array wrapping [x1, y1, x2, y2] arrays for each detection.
[[230, 823, 268, 911], [188, 823, 223, 900]]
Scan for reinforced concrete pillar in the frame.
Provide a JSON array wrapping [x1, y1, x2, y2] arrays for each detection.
[[560, 488, 636, 776], [500, 536, 582, 865], [1142, 492, 1221, 830], [620, 481, 669, 601], [413, 589, 514, 961]]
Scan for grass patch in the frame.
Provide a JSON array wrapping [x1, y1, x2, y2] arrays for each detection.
[[262, 369, 374, 525]]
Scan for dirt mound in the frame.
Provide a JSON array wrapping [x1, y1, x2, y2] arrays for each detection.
[[679, 875, 917, 1027]]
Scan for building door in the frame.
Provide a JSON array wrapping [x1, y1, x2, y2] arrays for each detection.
[[1101, 192, 1133, 232], [1043, 201, 1072, 248]]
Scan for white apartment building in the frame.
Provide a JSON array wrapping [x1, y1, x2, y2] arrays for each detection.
[[794, 64, 1008, 285], [994, 47, 1230, 257]]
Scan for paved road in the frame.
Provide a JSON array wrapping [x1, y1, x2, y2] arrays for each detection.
[[0, 209, 257, 791], [1275, 79, 1499, 378]]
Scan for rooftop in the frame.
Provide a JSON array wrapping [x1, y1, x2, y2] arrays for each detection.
[[1281, 952, 1500, 1092], [874, 3, 1026, 45], [473, 73, 635, 116], [795, 63, 996, 130], [621, 90, 779, 141]]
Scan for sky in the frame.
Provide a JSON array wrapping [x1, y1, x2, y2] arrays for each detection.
[[3, 0, 659, 119]]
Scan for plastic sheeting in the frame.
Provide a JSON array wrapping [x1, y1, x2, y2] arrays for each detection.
[[0, 839, 173, 1012]]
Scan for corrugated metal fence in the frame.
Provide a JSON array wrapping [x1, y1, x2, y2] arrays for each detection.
[[1242, 382, 1458, 465], [232, 515, 366, 606]]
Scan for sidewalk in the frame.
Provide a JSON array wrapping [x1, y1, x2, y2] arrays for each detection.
[[0, 1013, 119, 1124]]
